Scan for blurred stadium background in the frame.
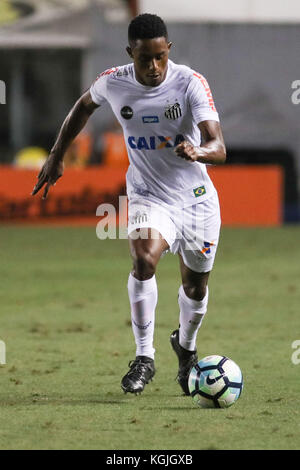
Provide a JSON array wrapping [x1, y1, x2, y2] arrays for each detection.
[[0, 0, 299, 224]]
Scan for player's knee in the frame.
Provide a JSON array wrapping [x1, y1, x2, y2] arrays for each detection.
[[183, 283, 207, 301], [132, 250, 157, 280]]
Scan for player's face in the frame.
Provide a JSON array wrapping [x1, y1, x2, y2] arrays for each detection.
[[127, 37, 172, 87]]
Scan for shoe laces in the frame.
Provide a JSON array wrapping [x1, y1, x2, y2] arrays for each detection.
[[127, 358, 152, 381]]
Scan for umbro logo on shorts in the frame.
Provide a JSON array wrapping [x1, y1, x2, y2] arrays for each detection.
[[165, 102, 182, 120], [201, 242, 214, 254]]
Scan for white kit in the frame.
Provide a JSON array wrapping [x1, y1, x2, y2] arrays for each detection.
[[90, 59, 221, 271]]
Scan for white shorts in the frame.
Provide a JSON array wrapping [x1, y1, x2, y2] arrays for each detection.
[[127, 191, 221, 273]]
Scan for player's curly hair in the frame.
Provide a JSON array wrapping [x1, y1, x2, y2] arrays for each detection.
[[128, 13, 168, 42]]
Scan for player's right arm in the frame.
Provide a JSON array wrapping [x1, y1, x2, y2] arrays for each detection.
[[31, 90, 99, 199]]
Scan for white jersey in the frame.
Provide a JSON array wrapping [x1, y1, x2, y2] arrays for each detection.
[[90, 60, 220, 208]]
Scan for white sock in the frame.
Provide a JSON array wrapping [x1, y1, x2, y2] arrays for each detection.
[[178, 284, 209, 351], [127, 273, 157, 360]]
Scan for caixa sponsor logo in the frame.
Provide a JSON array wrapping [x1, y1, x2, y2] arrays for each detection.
[[128, 134, 184, 150]]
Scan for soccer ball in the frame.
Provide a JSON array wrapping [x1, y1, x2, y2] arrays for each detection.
[[188, 355, 243, 408]]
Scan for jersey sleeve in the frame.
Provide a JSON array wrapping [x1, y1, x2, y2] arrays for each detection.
[[90, 68, 117, 106], [187, 72, 219, 124]]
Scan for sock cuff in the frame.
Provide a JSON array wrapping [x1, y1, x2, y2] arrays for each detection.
[[128, 272, 157, 295], [178, 284, 209, 310]]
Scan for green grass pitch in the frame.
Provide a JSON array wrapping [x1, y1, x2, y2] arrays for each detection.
[[0, 225, 300, 450]]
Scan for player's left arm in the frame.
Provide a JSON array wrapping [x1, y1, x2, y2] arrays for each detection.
[[175, 120, 226, 165]]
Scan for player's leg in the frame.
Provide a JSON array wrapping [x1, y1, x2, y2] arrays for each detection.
[[171, 193, 221, 395], [122, 228, 169, 394], [170, 258, 210, 395], [129, 228, 169, 281], [128, 229, 168, 360], [177, 256, 210, 351]]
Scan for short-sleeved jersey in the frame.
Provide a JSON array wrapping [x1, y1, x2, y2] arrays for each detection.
[[90, 60, 220, 207]]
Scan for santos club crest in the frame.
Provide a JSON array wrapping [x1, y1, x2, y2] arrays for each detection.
[[164, 102, 182, 120]]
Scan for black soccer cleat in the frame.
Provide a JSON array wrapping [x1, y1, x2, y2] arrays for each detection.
[[121, 356, 155, 394], [170, 329, 198, 396]]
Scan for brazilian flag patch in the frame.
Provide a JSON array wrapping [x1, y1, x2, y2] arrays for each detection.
[[193, 185, 206, 197]]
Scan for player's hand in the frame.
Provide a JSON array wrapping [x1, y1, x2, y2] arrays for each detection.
[[174, 141, 199, 162], [31, 154, 64, 199]]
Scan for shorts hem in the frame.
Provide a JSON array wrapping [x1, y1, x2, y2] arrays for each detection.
[[127, 223, 174, 250]]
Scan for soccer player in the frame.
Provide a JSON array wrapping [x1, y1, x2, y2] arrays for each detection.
[[32, 14, 226, 396]]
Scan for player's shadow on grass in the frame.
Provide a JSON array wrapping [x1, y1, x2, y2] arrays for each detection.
[[0, 394, 130, 407], [0, 392, 194, 408]]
